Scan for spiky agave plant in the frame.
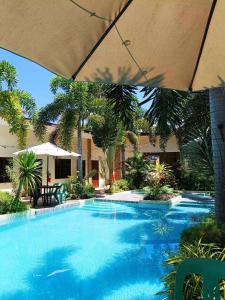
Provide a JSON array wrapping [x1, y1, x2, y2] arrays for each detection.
[[14, 152, 42, 202], [158, 240, 225, 300]]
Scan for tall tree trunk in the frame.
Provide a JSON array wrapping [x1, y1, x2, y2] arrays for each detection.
[[209, 87, 225, 225], [106, 145, 115, 187], [121, 143, 126, 178], [77, 118, 83, 180], [14, 180, 23, 204]]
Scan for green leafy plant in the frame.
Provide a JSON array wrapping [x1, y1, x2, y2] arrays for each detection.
[[181, 215, 225, 248], [149, 161, 176, 188], [13, 152, 42, 202], [182, 126, 213, 177], [72, 180, 95, 199], [5, 159, 18, 191], [0, 191, 28, 214], [107, 179, 129, 193], [125, 152, 152, 189], [0, 60, 36, 149], [143, 184, 175, 200], [83, 184, 95, 199], [158, 240, 225, 300], [114, 179, 129, 191], [177, 158, 214, 191]]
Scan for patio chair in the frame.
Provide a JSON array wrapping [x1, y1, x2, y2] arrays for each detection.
[[53, 183, 69, 204], [30, 187, 42, 208], [41, 185, 61, 206], [175, 258, 225, 300]]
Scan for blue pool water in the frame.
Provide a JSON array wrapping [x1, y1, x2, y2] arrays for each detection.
[[0, 197, 213, 299]]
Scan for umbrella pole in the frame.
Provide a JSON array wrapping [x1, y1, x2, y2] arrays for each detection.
[[47, 155, 49, 187]]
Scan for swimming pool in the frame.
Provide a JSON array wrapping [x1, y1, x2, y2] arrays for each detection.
[[0, 197, 213, 299]]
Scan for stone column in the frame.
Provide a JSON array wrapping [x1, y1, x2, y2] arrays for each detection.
[[209, 87, 225, 224]]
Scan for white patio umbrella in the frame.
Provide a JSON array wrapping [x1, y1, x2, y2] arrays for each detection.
[[13, 142, 80, 186]]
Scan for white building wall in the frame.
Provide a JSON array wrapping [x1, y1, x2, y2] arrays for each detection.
[[0, 119, 179, 190]]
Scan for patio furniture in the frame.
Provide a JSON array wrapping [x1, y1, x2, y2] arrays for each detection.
[[41, 185, 62, 206], [53, 183, 69, 204], [175, 258, 225, 300], [30, 187, 42, 208]]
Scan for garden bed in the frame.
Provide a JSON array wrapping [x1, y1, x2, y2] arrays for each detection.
[[140, 195, 181, 206]]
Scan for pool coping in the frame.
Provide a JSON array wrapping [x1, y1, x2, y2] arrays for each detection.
[[0, 195, 183, 225], [0, 199, 87, 225], [94, 195, 182, 206]]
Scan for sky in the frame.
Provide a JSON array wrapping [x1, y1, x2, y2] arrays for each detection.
[[0, 48, 145, 108]]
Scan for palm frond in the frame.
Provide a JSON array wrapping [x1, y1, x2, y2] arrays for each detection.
[[0, 60, 17, 91], [59, 109, 77, 150]]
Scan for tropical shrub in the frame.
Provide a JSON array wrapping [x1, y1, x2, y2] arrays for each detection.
[[182, 126, 213, 178], [13, 152, 42, 202], [83, 184, 95, 198], [115, 179, 129, 190], [5, 159, 18, 191], [143, 184, 176, 200], [125, 152, 152, 189], [72, 180, 95, 199], [107, 185, 118, 194], [176, 158, 214, 191], [158, 240, 225, 300], [149, 161, 177, 188], [0, 191, 28, 214], [178, 171, 214, 191], [107, 179, 129, 194], [181, 215, 225, 248]]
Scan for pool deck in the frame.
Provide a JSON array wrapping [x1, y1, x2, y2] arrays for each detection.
[[97, 190, 145, 202], [96, 190, 184, 205]]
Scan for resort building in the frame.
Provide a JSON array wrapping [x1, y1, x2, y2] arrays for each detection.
[[0, 119, 179, 190]]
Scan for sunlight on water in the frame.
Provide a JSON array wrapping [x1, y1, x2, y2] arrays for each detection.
[[0, 198, 213, 299]]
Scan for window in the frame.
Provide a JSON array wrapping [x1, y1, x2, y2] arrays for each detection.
[[0, 157, 10, 183], [55, 159, 71, 179]]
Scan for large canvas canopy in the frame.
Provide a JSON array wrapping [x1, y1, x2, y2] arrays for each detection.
[[0, 0, 223, 91]]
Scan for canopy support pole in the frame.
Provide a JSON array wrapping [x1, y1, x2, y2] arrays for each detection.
[[47, 155, 49, 187], [209, 87, 225, 224]]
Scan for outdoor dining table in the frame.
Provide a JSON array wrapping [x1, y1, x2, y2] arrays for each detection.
[[40, 185, 61, 206]]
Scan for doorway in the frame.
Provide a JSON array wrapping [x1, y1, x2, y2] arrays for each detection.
[[91, 160, 99, 188]]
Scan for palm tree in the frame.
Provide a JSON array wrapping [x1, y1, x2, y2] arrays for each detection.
[[14, 152, 42, 202], [105, 84, 139, 177], [141, 87, 210, 149], [141, 87, 186, 149], [182, 125, 213, 177], [125, 152, 152, 189], [105, 84, 137, 126], [0, 60, 36, 149], [89, 100, 124, 186], [34, 77, 99, 180]]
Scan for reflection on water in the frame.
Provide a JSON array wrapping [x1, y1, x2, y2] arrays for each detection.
[[0, 197, 213, 299]]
